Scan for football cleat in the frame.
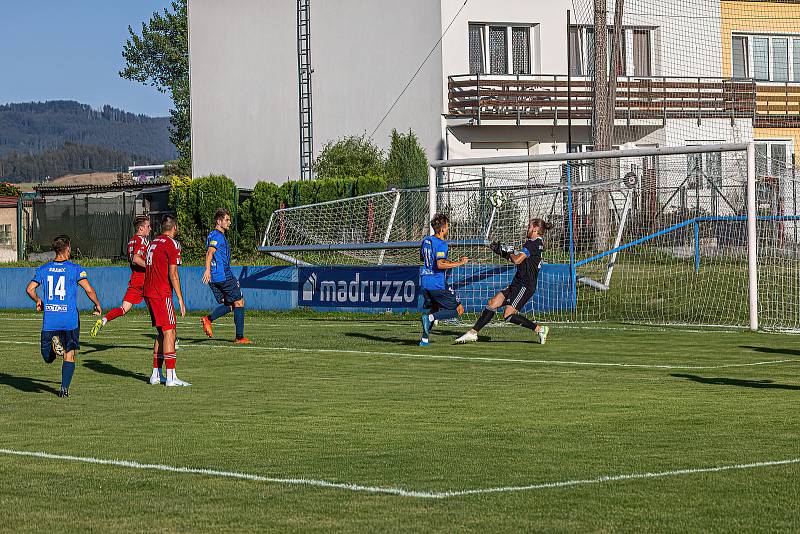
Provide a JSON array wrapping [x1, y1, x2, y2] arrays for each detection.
[[90, 318, 104, 338], [51, 336, 65, 358], [538, 325, 550, 345], [454, 331, 478, 344], [57, 387, 69, 398], [233, 337, 252, 345], [149, 373, 165, 385], [166, 377, 191, 387], [201, 316, 213, 338], [419, 339, 429, 347]]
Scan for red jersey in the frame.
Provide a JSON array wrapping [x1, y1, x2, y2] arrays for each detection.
[[127, 234, 149, 286], [143, 234, 182, 299]]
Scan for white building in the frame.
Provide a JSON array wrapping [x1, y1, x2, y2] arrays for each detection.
[[188, 0, 768, 188]]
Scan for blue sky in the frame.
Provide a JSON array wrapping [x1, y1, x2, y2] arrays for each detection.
[[0, 0, 175, 117]]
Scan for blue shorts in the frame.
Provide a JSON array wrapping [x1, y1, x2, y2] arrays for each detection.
[[209, 277, 243, 305], [422, 288, 461, 312], [40, 327, 80, 363]]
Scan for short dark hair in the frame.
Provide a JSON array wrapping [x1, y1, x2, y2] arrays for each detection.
[[530, 218, 554, 234], [52, 235, 71, 254], [430, 213, 450, 233], [133, 215, 150, 231], [160, 214, 177, 232], [215, 208, 231, 223]]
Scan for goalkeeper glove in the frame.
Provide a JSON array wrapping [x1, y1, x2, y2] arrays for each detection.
[[489, 241, 513, 260]]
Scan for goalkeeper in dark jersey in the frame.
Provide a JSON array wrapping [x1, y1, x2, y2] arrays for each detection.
[[455, 218, 553, 344]]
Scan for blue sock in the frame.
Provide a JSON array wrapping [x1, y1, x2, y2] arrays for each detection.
[[433, 309, 459, 321], [234, 307, 245, 339], [209, 304, 231, 322], [61, 361, 75, 390]]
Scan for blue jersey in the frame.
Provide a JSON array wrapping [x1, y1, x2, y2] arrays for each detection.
[[419, 236, 449, 290], [32, 261, 87, 331], [206, 229, 233, 283]]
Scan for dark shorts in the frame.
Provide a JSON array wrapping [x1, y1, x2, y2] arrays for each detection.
[[502, 281, 536, 311], [422, 288, 461, 312], [209, 277, 243, 305], [40, 327, 80, 363]]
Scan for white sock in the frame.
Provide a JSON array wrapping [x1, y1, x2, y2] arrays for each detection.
[[428, 314, 435, 322], [166, 369, 176, 381], [101, 317, 108, 326]]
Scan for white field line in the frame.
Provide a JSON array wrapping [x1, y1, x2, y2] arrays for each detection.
[[0, 339, 795, 370], [0, 448, 797, 499]]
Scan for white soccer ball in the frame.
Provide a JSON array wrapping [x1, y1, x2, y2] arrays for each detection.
[[489, 190, 505, 208]]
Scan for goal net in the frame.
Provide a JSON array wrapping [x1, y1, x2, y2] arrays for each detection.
[[261, 144, 800, 331]]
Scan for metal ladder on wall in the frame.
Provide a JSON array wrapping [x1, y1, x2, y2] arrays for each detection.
[[297, 0, 313, 181]]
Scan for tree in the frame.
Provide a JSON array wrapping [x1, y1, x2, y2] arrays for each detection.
[[312, 134, 385, 180], [121, 1, 190, 173], [385, 129, 428, 189]]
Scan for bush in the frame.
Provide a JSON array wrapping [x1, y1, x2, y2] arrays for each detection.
[[0, 182, 21, 196], [313, 134, 385, 179], [385, 129, 428, 189]]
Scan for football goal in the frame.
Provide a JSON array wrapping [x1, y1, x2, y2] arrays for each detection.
[[261, 143, 800, 331]]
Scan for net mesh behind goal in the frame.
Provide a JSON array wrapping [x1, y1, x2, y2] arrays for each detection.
[[263, 147, 800, 330]]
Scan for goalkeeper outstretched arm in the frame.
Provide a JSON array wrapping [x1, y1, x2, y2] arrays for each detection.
[[489, 242, 528, 265]]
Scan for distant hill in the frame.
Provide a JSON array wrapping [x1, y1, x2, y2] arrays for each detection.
[[0, 141, 149, 183], [0, 100, 176, 170]]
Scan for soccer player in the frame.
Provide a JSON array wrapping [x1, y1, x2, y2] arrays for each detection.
[[90, 215, 151, 337], [200, 208, 251, 344], [455, 218, 552, 345], [143, 214, 189, 387], [26, 235, 102, 397], [419, 213, 468, 347]]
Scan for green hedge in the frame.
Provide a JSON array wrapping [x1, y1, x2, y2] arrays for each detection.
[[171, 174, 388, 261]]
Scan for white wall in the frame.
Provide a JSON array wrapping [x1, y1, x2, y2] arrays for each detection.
[[189, 0, 299, 187]]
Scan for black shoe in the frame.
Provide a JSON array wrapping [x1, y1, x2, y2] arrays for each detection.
[[58, 388, 69, 398]]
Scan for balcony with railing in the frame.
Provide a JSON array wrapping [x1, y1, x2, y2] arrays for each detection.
[[447, 74, 800, 128]]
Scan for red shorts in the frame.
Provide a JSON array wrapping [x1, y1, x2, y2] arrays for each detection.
[[145, 296, 177, 331], [123, 284, 144, 305]]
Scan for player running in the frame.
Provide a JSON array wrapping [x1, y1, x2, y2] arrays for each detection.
[[144, 215, 189, 387], [200, 208, 251, 344], [26, 235, 102, 397], [455, 218, 552, 345], [419, 213, 468, 347], [90, 215, 151, 337]]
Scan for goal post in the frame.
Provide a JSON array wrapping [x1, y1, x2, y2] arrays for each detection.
[[261, 142, 800, 331]]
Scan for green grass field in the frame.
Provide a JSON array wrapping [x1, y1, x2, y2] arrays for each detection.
[[1, 310, 799, 533]]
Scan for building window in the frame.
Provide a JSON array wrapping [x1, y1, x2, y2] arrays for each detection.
[[0, 224, 11, 247], [755, 140, 793, 177], [468, 24, 484, 74], [732, 35, 749, 78], [570, 26, 652, 77], [469, 23, 532, 76], [734, 34, 800, 82]]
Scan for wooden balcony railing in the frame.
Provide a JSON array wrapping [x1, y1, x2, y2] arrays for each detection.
[[448, 74, 773, 125]]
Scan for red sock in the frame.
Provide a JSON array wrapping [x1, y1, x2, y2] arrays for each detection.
[[153, 352, 164, 369], [164, 353, 176, 370], [104, 307, 126, 322]]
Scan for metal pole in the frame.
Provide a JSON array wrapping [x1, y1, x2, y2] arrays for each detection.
[[567, 9, 573, 152], [793, 154, 797, 257], [746, 142, 758, 331], [378, 190, 401, 265], [694, 221, 700, 273], [603, 191, 632, 286], [16, 195, 23, 261], [567, 162, 577, 308], [428, 166, 437, 235]]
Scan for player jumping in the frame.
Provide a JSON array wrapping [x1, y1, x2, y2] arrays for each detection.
[[200, 208, 251, 344], [26, 235, 102, 397], [90, 215, 151, 337], [455, 218, 552, 345], [419, 213, 468, 347], [143, 215, 189, 386]]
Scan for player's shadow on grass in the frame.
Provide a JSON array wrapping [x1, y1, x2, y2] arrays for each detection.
[[671, 374, 800, 391], [82, 359, 149, 383], [740, 346, 800, 358], [345, 332, 420, 346], [0, 373, 60, 395]]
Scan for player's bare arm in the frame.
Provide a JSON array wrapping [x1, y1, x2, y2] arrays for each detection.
[[169, 264, 186, 317], [78, 278, 102, 315], [436, 257, 468, 270], [202, 246, 216, 284], [131, 254, 147, 269], [25, 281, 43, 311]]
